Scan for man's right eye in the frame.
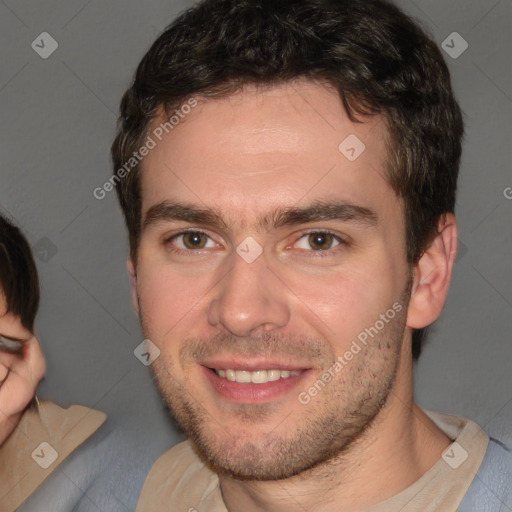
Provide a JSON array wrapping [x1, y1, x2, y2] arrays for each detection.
[[164, 230, 218, 252]]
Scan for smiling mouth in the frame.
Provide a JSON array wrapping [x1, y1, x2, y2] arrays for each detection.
[[202, 364, 311, 403], [211, 368, 304, 384]]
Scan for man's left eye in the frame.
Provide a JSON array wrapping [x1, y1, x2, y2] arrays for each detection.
[[294, 232, 343, 251]]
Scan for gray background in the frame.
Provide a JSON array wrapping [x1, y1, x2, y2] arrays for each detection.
[[0, 0, 511, 484]]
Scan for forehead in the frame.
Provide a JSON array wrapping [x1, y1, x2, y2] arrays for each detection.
[[140, 80, 395, 229]]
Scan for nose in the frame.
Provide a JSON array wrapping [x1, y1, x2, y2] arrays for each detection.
[[207, 249, 290, 337]]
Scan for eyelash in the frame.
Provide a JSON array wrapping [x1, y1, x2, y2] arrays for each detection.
[[0, 334, 24, 353], [163, 228, 348, 258]]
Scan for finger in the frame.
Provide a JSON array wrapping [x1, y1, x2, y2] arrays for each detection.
[[0, 338, 45, 420], [11, 336, 46, 388], [27, 337, 46, 385], [0, 363, 8, 383], [0, 366, 36, 421]]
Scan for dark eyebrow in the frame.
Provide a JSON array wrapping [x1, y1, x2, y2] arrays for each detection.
[[142, 199, 378, 233]]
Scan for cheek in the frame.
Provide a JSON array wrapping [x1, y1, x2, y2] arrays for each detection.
[[284, 262, 400, 350], [136, 260, 175, 331], [136, 257, 210, 341]]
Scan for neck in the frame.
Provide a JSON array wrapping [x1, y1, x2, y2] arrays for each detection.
[[218, 355, 451, 512]]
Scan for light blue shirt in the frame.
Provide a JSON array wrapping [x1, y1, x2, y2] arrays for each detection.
[[458, 437, 512, 511]]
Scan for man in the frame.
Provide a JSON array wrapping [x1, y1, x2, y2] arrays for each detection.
[[111, 0, 511, 510]]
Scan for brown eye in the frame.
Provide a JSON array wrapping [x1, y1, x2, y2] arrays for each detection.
[[293, 231, 345, 257], [182, 232, 208, 249], [164, 230, 217, 254], [307, 232, 336, 251]]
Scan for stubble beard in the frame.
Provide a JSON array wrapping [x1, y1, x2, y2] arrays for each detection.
[[144, 283, 411, 481]]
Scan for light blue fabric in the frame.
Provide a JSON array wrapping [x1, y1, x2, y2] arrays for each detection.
[[16, 414, 511, 511], [458, 438, 512, 511], [17, 412, 170, 512]]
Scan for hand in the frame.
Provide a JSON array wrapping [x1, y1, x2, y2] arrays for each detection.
[[0, 335, 46, 446]]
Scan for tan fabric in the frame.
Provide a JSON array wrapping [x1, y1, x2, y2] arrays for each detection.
[[0, 400, 106, 512], [367, 409, 489, 512], [136, 409, 489, 512]]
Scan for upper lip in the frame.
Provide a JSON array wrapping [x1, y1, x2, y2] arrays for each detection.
[[200, 358, 311, 372]]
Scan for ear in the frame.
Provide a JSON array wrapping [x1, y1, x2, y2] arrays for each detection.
[[127, 257, 139, 315], [407, 213, 458, 329]]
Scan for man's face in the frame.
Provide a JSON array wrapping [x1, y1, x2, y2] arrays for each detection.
[[132, 81, 413, 480]]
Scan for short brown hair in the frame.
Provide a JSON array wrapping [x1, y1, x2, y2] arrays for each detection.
[[111, 0, 463, 358]]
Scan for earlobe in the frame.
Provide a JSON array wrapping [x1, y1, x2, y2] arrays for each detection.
[[406, 214, 458, 329], [126, 257, 139, 315]]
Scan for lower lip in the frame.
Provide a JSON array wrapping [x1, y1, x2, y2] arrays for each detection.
[[201, 366, 311, 403]]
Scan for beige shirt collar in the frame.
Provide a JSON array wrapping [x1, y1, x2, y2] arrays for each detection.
[[136, 409, 488, 512], [0, 400, 106, 512], [367, 409, 488, 511]]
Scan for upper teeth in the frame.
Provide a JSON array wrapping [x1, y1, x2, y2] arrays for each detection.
[[215, 369, 302, 384]]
